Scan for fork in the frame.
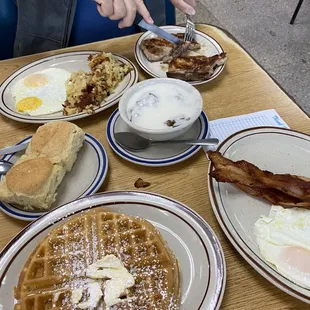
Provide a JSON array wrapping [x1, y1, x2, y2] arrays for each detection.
[[184, 14, 195, 42]]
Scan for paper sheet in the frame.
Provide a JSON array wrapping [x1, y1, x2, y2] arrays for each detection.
[[205, 109, 289, 152]]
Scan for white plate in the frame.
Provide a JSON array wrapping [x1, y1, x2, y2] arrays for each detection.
[[208, 126, 310, 303], [0, 191, 226, 309], [0, 133, 108, 221], [0, 51, 138, 123], [106, 109, 209, 167], [135, 25, 226, 86]]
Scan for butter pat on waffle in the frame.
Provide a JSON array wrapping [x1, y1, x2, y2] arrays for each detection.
[[14, 208, 180, 309]]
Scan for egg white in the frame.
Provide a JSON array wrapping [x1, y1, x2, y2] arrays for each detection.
[[12, 68, 71, 116], [254, 205, 310, 288]]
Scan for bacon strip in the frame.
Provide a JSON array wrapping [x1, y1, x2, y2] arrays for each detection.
[[235, 184, 310, 208], [208, 151, 310, 208]]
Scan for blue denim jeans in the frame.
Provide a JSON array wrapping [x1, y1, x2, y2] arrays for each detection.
[[14, 0, 166, 57]]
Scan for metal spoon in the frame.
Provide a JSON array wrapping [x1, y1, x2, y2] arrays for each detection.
[[114, 132, 219, 151], [0, 160, 13, 175]]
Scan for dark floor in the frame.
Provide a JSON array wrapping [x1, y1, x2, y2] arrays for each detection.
[[176, 0, 310, 115]]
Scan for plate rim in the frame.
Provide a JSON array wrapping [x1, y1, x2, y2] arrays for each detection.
[[134, 25, 226, 86], [0, 132, 109, 221], [0, 190, 226, 310], [0, 50, 139, 123], [106, 108, 209, 167], [208, 126, 310, 303]]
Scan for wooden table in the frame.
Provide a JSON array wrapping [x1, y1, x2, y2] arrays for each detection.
[[0, 24, 309, 309]]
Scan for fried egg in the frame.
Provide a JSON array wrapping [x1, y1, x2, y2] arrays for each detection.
[[12, 68, 71, 116], [254, 205, 310, 288]]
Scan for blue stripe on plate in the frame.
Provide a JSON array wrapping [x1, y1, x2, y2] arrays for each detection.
[[0, 204, 39, 219], [0, 133, 108, 221], [82, 134, 108, 197], [106, 109, 209, 165]]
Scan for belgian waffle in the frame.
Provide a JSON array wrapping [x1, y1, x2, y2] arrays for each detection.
[[14, 208, 180, 309]]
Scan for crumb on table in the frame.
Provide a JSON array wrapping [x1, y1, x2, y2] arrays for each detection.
[[134, 178, 151, 188]]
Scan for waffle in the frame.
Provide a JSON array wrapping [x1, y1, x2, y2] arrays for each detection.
[[14, 208, 180, 309]]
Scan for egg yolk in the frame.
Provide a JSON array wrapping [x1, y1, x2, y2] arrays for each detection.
[[283, 246, 310, 274], [16, 97, 42, 112], [24, 74, 48, 87]]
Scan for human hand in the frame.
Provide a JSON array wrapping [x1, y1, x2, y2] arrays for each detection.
[[95, 0, 154, 28], [170, 0, 196, 15]]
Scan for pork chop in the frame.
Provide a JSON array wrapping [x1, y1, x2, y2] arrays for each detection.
[[167, 52, 227, 81], [140, 33, 201, 62]]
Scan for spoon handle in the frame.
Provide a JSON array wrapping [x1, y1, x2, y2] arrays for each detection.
[[150, 138, 219, 146]]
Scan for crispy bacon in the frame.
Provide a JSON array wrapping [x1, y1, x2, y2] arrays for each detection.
[[235, 184, 310, 208], [243, 163, 310, 201], [208, 151, 310, 208]]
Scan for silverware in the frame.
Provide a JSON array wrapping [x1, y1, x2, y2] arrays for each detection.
[[138, 19, 182, 45], [184, 14, 195, 42], [0, 160, 13, 175], [114, 132, 219, 151], [0, 142, 29, 156]]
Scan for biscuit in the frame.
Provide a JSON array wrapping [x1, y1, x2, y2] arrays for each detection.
[[0, 121, 85, 210]]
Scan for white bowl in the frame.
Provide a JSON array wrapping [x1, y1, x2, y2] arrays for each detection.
[[118, 78, 203, 141]]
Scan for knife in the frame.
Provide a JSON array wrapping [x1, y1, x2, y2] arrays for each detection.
[[138, 19, 182, 45], [0, 142, 29, 156]]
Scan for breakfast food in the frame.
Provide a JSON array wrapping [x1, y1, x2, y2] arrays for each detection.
[[208, 151, 310, 208], [140, 33, 227, 81], [126, 82, 199, 130], [167, 53, 227, 81], [254, 205, 310, 288], [12, 68, 71, 116], [162, 41, 193, 64], [0, 155, 66, 211], [210, 150, 310, 288], [0, 121, 84, 210], [140, 33, 201, 62], [14, 208, 180, 309], [63, 52, 132, 115], [25, 120, 84, 171]]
